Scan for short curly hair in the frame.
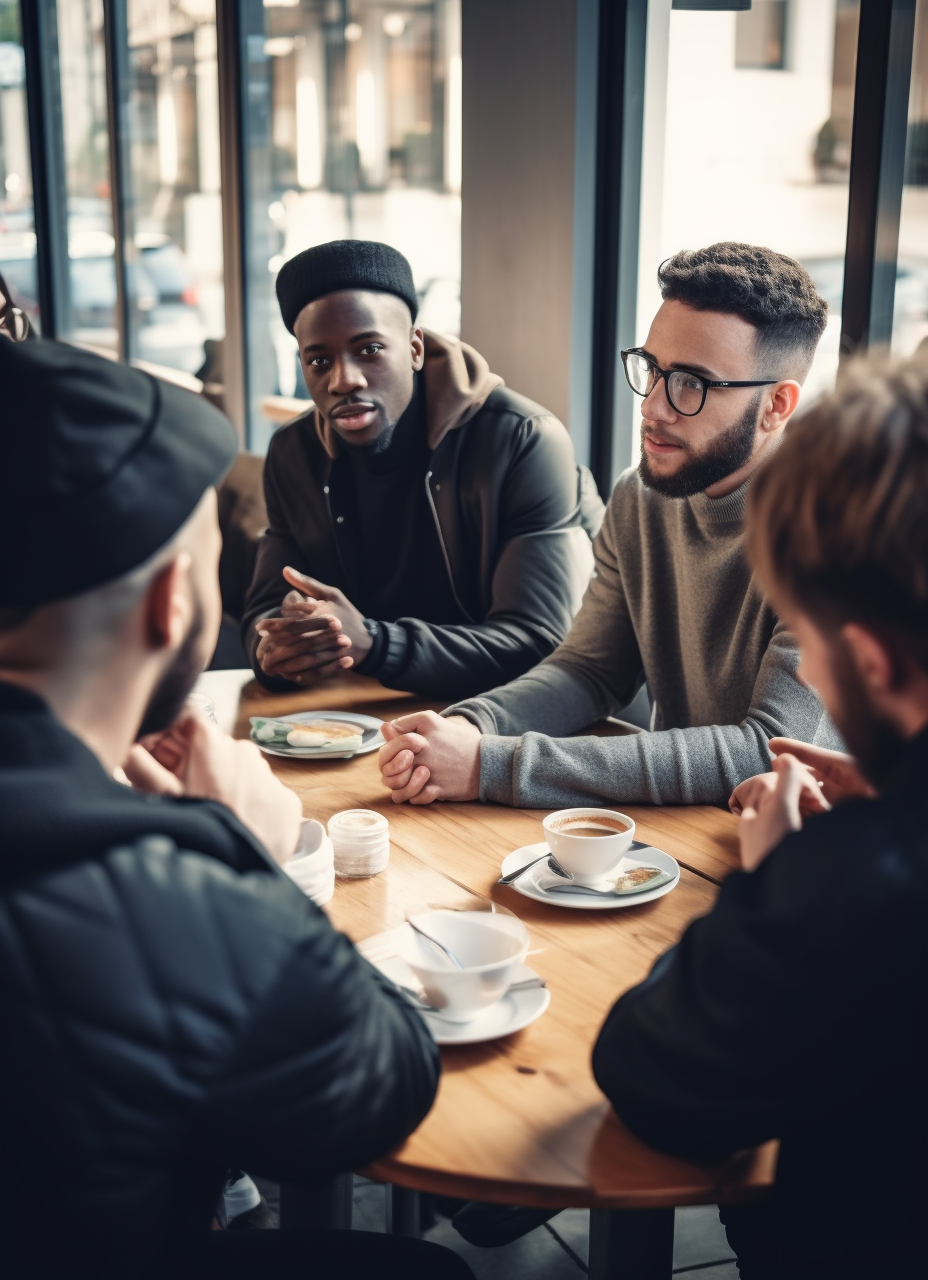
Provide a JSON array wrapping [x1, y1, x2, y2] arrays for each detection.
[[658, 242, 828, 380], [746, 350, 928, 671]]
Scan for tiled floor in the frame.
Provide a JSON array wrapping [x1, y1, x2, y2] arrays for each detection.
[[349, 1181, 738, 1278]]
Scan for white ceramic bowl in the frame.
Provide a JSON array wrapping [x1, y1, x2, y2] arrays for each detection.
[[397, 910, 529, 1023], [542, 807, 636, 885]]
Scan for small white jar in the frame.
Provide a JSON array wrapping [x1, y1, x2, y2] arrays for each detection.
[[328, 809, 390, 878]]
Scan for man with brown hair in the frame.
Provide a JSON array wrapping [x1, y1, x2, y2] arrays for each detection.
[[592, 352, 928, 1279], [379, 242, 840, 810]]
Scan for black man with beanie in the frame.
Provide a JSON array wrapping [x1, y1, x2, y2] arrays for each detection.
[[244, 239, 603, 700]]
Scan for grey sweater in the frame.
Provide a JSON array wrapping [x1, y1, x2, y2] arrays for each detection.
[[448, 467, 840, 807]]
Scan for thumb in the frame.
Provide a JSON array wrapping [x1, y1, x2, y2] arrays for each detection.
[[772, 754, 805, 825], [283, 565, 334, 600], [122, 744, 185, 795], [389, 712, 434, 735], [381, 721, 400, 741]]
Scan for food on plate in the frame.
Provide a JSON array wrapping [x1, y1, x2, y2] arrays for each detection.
[[611, 866, 674, 894], [250, 717, 364, 751]]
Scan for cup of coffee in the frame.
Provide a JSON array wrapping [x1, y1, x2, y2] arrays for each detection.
[[542, 807, 635, 885], [397, 910, 529, 1023]]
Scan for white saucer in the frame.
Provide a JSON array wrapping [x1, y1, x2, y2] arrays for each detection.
[[252, 710, 385, 760], [370, 943, 550, 1045], [423, 978, 550, 1045], [500, 842, 680, 910]]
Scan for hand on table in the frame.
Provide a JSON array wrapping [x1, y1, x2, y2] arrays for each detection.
[[735, 753, 812, 872], [767, 737, 875, 806], [255, 566, 372, 685], [123, 712, 303, 865], [378, 712, 481, 804], [730, 758, 830, 822]]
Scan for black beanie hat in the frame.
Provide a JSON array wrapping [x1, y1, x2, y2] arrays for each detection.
[[0, 337, 238, 608], [275, 239, 418, 334]]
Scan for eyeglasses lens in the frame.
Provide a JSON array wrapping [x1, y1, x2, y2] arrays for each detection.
[[626, 354, 654, 396], [666, 371, 706, 415]]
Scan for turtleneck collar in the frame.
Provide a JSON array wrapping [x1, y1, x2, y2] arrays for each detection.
[[688, 430, 785, 529]]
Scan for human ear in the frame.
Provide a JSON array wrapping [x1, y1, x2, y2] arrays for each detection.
[[762, 380, 802, 432], [410, 326, 425, 370], [144, 552, 193, 651], [842, 622, 897, 694]]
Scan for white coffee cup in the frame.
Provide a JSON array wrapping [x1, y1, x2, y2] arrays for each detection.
[[397, 910, 529, 1023], [284, 818, 335, 906], [542, 807, 636, 885]]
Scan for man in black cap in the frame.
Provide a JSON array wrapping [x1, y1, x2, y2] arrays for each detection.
[[244, 239, 602, 699], [0, 337, 471, 1280]]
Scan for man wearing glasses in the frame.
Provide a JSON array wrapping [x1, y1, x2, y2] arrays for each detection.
[[378, 242, 843, 812]]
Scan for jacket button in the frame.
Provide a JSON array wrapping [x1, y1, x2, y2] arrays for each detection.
[[336, 515, 344, 524], [323, 485, 330, 494], [435, 484, 441, 491]]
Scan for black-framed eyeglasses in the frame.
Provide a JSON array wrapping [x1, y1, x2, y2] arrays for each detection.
[[621, 347, 778, 417]]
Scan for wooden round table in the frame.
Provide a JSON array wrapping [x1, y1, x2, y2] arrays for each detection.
[[225, 673, 776, 1279]]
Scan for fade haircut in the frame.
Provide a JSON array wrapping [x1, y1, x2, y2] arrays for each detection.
[[658, 242, 828, 381], [746, 351, 928, 673]]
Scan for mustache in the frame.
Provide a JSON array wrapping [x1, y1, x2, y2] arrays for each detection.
[[641, 422, 688, 449]]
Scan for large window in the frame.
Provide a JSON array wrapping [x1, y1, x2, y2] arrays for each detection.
[[0, 1, 36, 327], [893, 0, 928, 356], [244, 0, 461, 450], [55, 0, 118, 352], [123, 0, 224, 376], [635, 0, 860, 438]]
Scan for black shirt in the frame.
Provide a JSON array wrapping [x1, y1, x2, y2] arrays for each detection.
[[340, 372, 463, 628]]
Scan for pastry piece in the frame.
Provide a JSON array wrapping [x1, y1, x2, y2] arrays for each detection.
[[286, 721, 364, 750], [250, 717, 364, 751]]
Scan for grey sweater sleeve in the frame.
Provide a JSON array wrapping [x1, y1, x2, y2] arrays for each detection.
[[478, 621, 841, 807], [447, 500, 646, 735]]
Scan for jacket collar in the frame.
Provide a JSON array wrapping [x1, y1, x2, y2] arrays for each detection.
[[312, 329, 504, 461], [0, 680, 273, 887]]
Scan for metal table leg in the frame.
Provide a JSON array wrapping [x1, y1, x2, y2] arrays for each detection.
[[279, 1174, 353, 1231], [588, 1207, 675, 1280], [387, 1185, 422, 1237]]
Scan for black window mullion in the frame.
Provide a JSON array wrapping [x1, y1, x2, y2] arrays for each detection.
[[102, 0, 132, 362], [589, 0, 648, 499], [841, 0, 917, 355], [21, 0, 70, 338]]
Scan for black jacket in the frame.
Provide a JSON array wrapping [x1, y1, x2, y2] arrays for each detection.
[[0, 682, 440, 1279], [243, 331, 604, 699], [592, 729, 928, 1279]]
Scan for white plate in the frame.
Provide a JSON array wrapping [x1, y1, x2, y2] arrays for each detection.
[[251, 710, 385, 760], [500, 842, 680, 910]]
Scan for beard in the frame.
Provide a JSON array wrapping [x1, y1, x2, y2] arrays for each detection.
[[827, 634, 907, 792], [137, 598, 207, 738], [638, 392, 762, 498]]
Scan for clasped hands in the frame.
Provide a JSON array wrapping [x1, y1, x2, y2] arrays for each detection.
[[379, 711, 482, 804], [729, 737, 874, 871], [255, 566, 373, 685]]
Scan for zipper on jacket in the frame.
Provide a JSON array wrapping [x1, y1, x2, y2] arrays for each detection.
[[424, 470, 475, 624]]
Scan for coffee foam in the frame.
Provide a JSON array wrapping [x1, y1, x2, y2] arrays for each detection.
[[551, 816, 628, 834]]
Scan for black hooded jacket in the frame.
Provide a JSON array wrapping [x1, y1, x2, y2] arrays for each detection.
[[0, 681, 439, 1279], [243, 331, 604, 699]]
